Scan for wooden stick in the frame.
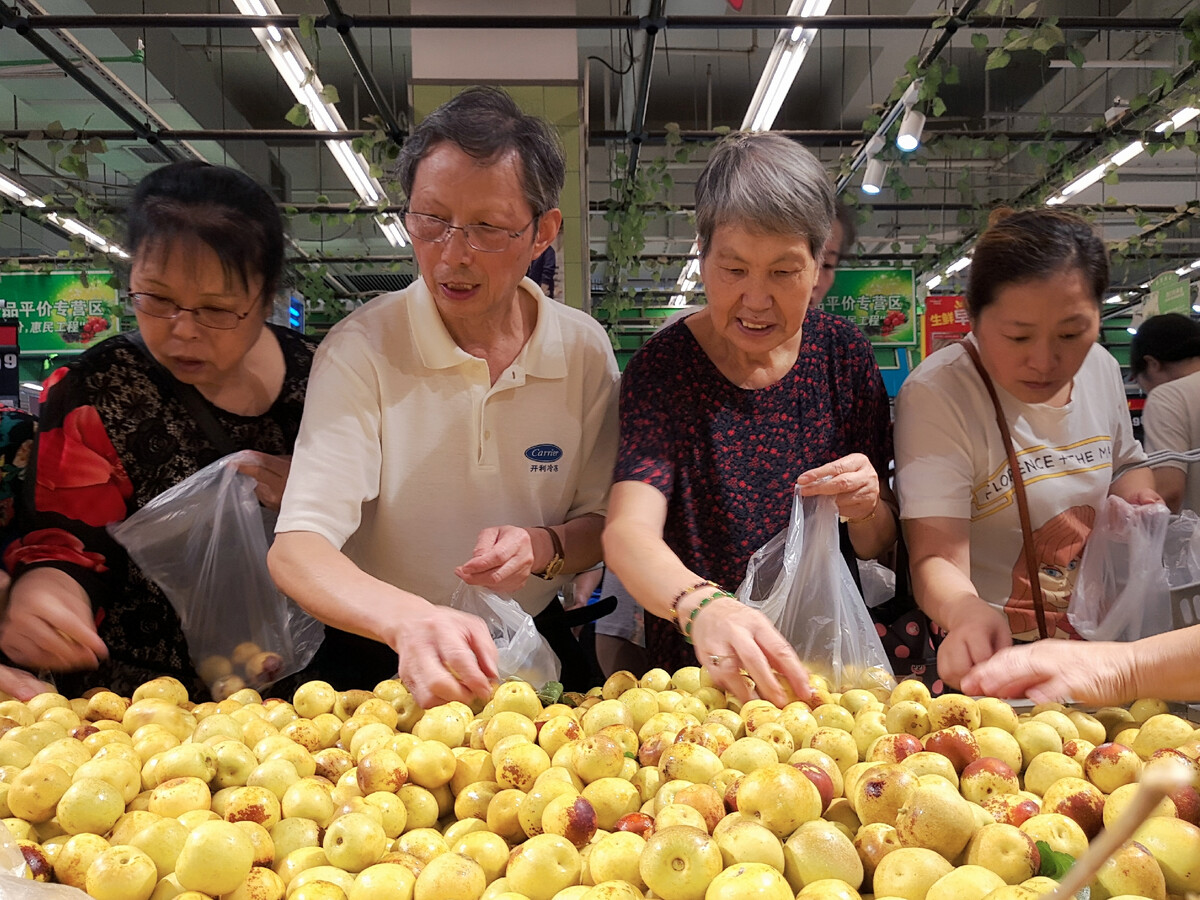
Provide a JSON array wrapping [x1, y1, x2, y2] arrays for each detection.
[[1045, 759, 1193, 900]]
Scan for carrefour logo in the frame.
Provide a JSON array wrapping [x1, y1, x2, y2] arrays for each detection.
[[525, 443, 564, 463]]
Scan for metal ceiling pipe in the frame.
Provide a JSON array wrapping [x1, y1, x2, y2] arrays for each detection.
[[3, 14, 1187, 32], [322, 0, 404, 143], [626, 0, 663, 177], [0, 2, 180, 159]]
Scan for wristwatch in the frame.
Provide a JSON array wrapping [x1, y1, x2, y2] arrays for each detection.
[[532, 525, 565, 580]]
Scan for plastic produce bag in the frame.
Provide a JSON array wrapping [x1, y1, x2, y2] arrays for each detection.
[[109, 451, 324, 696], [449, 581, 561, 687], [0, 820, 90, 897], [1068, 496, 1172, 642], [737, 491, 892, 690], [1163, 509, 1200, 589]]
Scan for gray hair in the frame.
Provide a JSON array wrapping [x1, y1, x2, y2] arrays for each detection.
[[397, 86, 566, 217], [695, 132, 835, 259]]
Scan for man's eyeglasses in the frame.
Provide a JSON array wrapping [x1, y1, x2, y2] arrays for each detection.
[[130, 292, 256, 330], [403, 212, 535, 253]]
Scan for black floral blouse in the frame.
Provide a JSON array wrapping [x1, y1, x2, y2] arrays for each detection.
[[4, 326, 316, 699]]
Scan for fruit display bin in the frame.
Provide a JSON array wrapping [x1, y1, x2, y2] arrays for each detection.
[[0, 669, 1197, 900]]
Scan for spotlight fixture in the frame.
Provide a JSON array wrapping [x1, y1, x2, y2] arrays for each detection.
[[861, 159, 888, 195], [896, 107, 926, 152]]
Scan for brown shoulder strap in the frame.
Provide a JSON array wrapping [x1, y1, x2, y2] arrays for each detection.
[[961, 340, 1049, 640]]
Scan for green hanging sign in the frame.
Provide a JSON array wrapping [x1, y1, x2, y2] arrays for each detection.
[[0, 271, 120, 354], [820, 268, 917, 346]]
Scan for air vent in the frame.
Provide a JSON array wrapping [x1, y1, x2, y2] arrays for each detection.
[[339, 273, 415, 295], [127, 144, 173, 164]]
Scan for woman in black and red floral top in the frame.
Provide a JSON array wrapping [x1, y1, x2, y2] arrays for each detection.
[[603, 134, 896, 705], [0, 161, 316, 699]]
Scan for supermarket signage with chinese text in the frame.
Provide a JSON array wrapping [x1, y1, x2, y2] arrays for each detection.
[[821, 268, 916, 345], [1142, 272, 1190, 316], [923, 295, 971, 359], [0, 271, 120, 354]]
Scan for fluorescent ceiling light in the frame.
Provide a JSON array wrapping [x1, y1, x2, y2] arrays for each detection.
[[0, 170, 46, 208], [231, 0, 404, 247], [946, 256, 971, 275], [925, 275, 943, 290], [1110, 141, 1144, 167], [741, 0, 832, 132], [1104, 294, 1124, 305], [20, 383, 42, 392], [1155, 107, 1200, 133], [1127, 326, 1138, 335], [861, 159, 887, 195], [896, 108, 926, 152], [43, 212, 128, 257]]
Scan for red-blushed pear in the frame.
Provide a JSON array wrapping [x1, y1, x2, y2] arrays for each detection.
[[853, 821, 902, 892], [963, 823, 1041, 885], [792, 761, 835, 813], [1039, 776, 1105, 839], [867, 732, 925, 764], [959, 758, 1020, 806], [1083, 743, 1143, 794], [981, 793, 1041, 828], [612, 811, 655, 838], [922, 726, 981, 774]]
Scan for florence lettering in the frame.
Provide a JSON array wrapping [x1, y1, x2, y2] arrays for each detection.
[[972, 437, 1113, 512]]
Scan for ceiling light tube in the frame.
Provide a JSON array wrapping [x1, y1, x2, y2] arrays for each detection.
[[1110, 141, 1144, 167], [896, 107, 926, 152], [376, 217, 408, 248], [926, 275, 943, 290], [1155, 106, 1200, 132], [861, 158, 887, 195], [946, 256, 971, 274], [1059, 162, 1108, 198], [0, 174, 28, 201], [1104, 294, 1124, 304]]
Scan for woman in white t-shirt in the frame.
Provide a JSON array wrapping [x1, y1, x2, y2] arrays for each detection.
[[894, 209, 1159, 690]]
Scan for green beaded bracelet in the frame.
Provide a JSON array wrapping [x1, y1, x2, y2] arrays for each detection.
[[683, 590, 736, 644]]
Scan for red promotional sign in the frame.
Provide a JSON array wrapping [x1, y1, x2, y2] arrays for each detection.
[[923, 295, 971, 359]]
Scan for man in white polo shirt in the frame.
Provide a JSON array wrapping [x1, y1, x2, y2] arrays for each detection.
[[270, 87, 620, 707]]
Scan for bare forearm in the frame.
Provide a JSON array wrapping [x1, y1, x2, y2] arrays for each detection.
[[1109, 465, 1157, 501], [603, 520, 714, 622], [268, 532, 424, 646], [548, 514, 605, 575], [1128, 625, 1200, 702], [1152, 468, 1185, 514], [848, 499, 898, 560], [910, 552, 988, 632]]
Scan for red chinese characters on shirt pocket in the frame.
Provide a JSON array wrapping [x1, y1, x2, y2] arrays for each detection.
[[35, 405, 133, 528]]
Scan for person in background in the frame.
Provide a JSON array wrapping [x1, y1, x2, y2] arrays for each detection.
[[1130, 313, 1200, 513], [269, 87, 620, 707], [603, 133, 896, 706], [813, 201, 857, 305], [528, 244, 557, 299], [0, 161, 316, 699], [895, 209, 1158, 690]]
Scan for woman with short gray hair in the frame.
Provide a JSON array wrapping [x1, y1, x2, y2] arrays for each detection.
[[602, 132, 896, 705]]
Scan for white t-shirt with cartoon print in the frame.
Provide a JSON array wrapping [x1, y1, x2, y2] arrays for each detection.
[[895, 337, 1146, 640]]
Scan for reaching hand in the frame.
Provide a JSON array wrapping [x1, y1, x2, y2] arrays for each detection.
[[935, 605, 1012, 689], [235, 451, 292, 511], [797, 453, 880, 522], [0, 568, 107, 672], [961, 639, 1137, 706], [455, 526, 540, 594], [389, 600, 501, 709], [687, 594, 812, 708], [0, 664, 53, 701]]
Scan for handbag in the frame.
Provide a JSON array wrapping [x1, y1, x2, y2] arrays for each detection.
[[961, 340, 1050, 639]]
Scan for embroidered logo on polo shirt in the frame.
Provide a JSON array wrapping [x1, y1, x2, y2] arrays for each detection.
[[525, 443, 563, 473]]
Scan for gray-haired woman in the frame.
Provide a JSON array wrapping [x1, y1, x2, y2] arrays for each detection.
[[602, 132, 897, 705]]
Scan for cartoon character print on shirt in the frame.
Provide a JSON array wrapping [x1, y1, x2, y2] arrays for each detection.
[[1005, 504, 1096, 640]]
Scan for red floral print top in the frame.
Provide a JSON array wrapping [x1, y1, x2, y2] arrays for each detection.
[[4, 326, 315, 698], [613, 309, 892, 672]]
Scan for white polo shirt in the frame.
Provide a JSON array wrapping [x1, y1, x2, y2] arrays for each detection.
[[276, 278, 621, 616]]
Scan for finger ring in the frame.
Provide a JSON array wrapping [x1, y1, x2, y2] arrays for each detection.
[[709, 654, 722, 666]]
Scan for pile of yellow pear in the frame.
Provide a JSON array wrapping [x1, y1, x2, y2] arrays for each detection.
[[0, 666, 1198, 900]]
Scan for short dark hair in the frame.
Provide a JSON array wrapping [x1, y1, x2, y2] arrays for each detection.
[[1130, 313, 1200, 377], [127, 161, 285, 304], [967, 208, 1108, 318], [834, 202, 857, 258], [397, 86, 565, 217]]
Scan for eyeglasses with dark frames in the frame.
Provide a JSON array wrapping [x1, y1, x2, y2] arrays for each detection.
[[403, 211, 536, 253], [130, 292, 258, 330]]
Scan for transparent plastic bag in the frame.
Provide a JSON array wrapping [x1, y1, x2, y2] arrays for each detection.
[[737, 491, 892, 690], [1163, 509, 1200, 589], [108, 451, 324, 697], [1068, 496, 1172, 642], [0, 820, 90, 897], [449, 581, 561, 687]]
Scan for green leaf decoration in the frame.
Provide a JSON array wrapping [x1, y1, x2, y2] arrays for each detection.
[[285, 103, 310, 127], [319, 84, 340, 104], [1017, 1, 1038, 18], [932, 97, 947, 117], [1036, 841, 1076, 881], [299, 14, 317, 40], [1066, 46, 1086, 68], [986, 48, 1012, 70], [972, 33, 989, 52], [315, 194, 330, 205]]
